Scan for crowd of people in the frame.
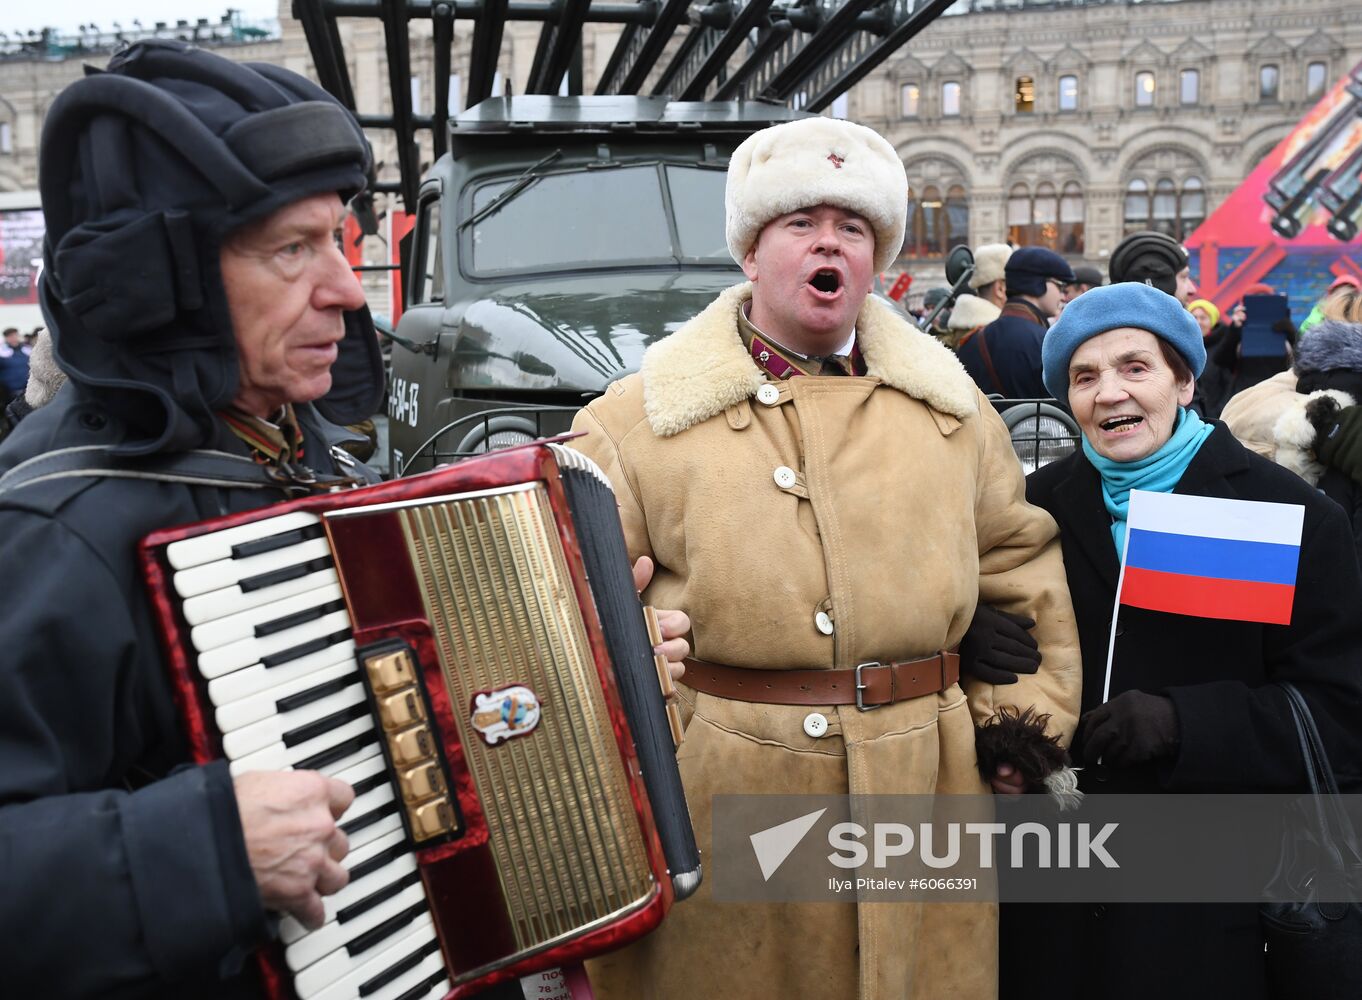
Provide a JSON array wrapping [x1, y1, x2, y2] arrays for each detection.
[[1, 36, 1359, 1000]]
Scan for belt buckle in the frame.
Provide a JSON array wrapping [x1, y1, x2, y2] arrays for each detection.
[[854, 661, 889, 712]]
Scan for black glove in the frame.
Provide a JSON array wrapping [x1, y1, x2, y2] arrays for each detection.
[[959, 604, 1040, 685], [1073, 690, 1180, 767]]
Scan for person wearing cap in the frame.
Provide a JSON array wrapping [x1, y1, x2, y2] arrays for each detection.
[[970, 242, 1013, 310], [571, 115, 1081, 1000], [1069, 264, 1105, 299], [957, 246, 1075, 398], [1107, 230, 1198, 304], [1005, 282, 1362, 1000]]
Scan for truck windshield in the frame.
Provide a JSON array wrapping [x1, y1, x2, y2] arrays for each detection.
[[466, 163, 730, 275]]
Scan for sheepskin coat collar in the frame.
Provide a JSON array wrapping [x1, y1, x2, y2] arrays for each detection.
[[639, 282, 978, 437]]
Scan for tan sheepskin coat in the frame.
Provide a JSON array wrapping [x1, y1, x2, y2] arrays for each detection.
[[570, 283, 1082, 1000]]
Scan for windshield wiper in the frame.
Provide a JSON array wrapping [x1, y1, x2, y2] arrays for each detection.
[[458, 149, 563, 230]]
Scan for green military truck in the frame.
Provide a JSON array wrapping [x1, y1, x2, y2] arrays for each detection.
[[386, 96, 805, 474]]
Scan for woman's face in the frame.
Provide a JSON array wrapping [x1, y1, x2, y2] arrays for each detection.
[[1190, 306, 1214, 338], [1068, 327, 1195, 463]]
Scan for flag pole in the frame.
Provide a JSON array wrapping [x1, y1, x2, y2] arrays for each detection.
[[1103, 504, 1137, 705]]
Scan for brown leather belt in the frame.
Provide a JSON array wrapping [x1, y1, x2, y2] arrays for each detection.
[[681, 651, 960, 710]]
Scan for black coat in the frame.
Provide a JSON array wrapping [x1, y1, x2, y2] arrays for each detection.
[[0, 386, 369, 998], [1000, 423, 1362, 1000], [956, 299, 1051, 399]]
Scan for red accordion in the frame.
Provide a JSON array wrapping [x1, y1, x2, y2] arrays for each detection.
[[140, 442, 699, 1000]]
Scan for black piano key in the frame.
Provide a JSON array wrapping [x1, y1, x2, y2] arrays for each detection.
[[275, 672, 361, 713], [340, 799, 400, 838], [295, 730, 378, 772], [345, 901, 427, 958], [254, 598, 349, 638], [357, 938, 441, 997], [262, 628, 352, 669], [282, 702, 371, 748], [349, 771, 389, 798], [239, 555, 333, 594], [348, 840, 410, 882], [338, 869, 421, 924], [391, 970, 449, 1000], [230, 523, 326, 560]]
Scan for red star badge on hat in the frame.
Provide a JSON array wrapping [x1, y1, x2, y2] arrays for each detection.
[[827, 152, 844, 169]]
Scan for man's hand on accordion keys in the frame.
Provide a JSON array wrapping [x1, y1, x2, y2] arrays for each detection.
[[234, 770, 356, 930], [632, 556, 691, 682]]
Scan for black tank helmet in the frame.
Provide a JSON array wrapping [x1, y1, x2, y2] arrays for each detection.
[[38, 39, 383, 455], [1108, 230, 1190, 298]]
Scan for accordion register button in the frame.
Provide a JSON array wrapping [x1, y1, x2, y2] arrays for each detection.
[[366, 649, 417, 692], [399, 761, 446, 800], [409, 798, 457, 840], [378, 688, 426, 731], [388, 725, 434, 766]]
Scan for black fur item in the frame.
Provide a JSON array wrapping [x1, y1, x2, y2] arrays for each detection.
[[975, 706, 1070, 788]]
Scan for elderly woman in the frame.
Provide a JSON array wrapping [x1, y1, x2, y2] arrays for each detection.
[[1000, 283, 1362, 1000]]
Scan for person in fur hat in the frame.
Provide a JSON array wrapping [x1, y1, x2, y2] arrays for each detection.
[[970, 242, 1013, 310], [570, 115, 1081, 1000]]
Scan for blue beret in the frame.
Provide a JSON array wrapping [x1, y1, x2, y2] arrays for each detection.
[[1042, 282, 1206, 400]]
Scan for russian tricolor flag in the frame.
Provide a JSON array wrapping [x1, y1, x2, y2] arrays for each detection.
[[1119, 490, 1305, 626]]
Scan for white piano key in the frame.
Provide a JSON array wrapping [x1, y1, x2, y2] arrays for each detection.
[[207, 641, 357, 708], [173, 536, 333, 600], [166, 511, 322, 570], [309, 916, 438, 1000], [182, 566, 340, 627], [281, 829, 416, 944], [221, 683, 368, 759], [215, 660, 361, 734], [197, 608, 352, 680], [229, 714, 375, 776], [191, 582, 344, 654], [288, 881, 429, 983]]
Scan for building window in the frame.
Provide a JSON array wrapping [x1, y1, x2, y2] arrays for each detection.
[[1058, 74, 1078, 112], [1307, 61, 1328, 99], [1124, 178, 1150, 233], [1015, 76, 1035, 113], [1259, 64, 1279, 101], [1059, 181, 1085, 254], [1006, 181, 1082, 253], [1180, 176, 1205, 236], [1124, 176, 1204, 241], [1180, 69, 1199, 105], [1135, 71, 1155, 107], [902, 183, 969, 259], [942, 81, 961, 117], [0, 122, 11, 155], [901, 83, 920, 117]]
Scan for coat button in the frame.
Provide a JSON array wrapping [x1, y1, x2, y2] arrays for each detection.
[[774, 466, 797, 490], [803, 712, 829, 738], [815, 611, 834, 635], [756, 383, 780, 406]]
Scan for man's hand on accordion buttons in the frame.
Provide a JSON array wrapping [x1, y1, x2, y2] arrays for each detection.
[[632, 555, 691, 682], [235, 771, 355, 930]]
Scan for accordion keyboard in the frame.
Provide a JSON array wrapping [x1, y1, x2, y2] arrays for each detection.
[[166, 512, 450, 1000]]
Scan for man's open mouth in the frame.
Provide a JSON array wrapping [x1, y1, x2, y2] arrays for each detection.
[[1100, 415, 1144, 433], [809, 269, 842, 295]]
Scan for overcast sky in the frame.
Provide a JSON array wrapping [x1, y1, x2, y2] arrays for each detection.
[[9, 1, 281, 36]]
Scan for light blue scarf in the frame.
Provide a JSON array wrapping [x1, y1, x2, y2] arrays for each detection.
[[1082, 407, 1214, 554]]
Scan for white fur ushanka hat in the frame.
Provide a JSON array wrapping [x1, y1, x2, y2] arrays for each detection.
[[969, 243, 1013, 289], [725, 117, 908, 274]]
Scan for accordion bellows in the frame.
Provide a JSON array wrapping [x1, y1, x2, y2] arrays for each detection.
[[140, 442, 699, 1000]]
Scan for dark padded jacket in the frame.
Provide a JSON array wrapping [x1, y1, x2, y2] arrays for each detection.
[[956, 298, 1052, 400], [0, 386, 370, 998]]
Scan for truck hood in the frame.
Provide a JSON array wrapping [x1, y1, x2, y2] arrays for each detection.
[[448, 270, 740, 391]]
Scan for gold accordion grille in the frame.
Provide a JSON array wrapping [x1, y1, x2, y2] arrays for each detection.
[[400, 484, 655, 952]]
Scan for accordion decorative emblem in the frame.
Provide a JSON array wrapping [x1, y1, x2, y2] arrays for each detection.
[[140, 442, 699, 1000]]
